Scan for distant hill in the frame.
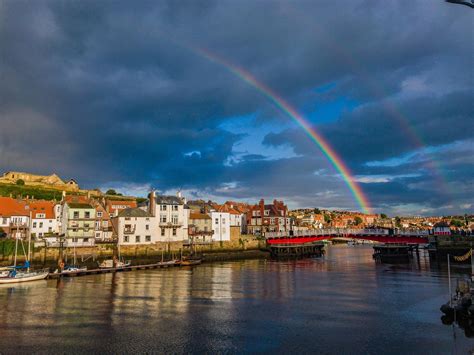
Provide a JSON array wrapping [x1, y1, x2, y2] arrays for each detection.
[[0, 182, 80, 201]]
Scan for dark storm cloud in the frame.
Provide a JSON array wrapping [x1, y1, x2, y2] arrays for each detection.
[[0, 0, 472, 214]]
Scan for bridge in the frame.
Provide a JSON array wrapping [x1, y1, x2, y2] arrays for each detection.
[[264, 228, 430, 245]]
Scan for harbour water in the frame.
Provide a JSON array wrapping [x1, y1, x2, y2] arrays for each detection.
[[0, 245, 472, 354]]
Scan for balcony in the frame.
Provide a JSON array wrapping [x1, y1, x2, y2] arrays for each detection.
[[123, 226, 136, 234], [9, 222, 28, 229], [159, 222, 183, 228]]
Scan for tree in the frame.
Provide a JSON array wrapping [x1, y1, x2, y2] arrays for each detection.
[[450, 219, 464, 228], [313, 208, 321, 215], [354, 216, 363, 225], [324, 214, 331, 224], [380, 213, 387, 219], [16, 179, 25, 186], [395, 216, 402, 228], [106, 189, 117, 195]]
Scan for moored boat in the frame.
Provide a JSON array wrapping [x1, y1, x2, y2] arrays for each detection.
[[99, 258, 131, 269], [0, 269, 49, 284]]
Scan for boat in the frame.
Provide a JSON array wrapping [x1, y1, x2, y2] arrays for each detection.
[[158, 260, 178, 266], [440, 249, 474, 319], [179, 258, 202, 266], [61, 265, 87, 274], [0, 269, 49, 284], [98, 258, 131, 269], [0, 225, 49, 284]]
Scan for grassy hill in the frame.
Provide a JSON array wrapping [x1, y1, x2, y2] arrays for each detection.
[[0, 183, 76, 201]]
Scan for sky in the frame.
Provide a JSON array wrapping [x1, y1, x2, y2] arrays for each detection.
[[0, 0, 472, 216]]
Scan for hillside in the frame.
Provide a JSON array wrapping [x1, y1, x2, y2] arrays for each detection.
[[0, 183, 79, 201]]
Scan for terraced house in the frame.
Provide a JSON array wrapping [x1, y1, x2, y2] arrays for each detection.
[[61, 202, 96, 246], [149, 192, 189, 242]]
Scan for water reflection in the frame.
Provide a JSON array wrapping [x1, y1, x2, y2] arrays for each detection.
[[0, 245, 472, 353]]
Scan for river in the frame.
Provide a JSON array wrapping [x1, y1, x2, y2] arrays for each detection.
[[0, 245, 472, 354]]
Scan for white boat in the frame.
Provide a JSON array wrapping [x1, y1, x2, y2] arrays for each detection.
[[62, 266, 87, 274], [0, 269, 49, 284], [99, 259, 131, 269], [0, 224, 49, 284]]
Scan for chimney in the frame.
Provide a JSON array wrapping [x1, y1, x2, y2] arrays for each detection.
[[150, 190, 156, 216]]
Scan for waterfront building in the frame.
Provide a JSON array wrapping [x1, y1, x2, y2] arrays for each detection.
[[0, 197, 30, 239], [29, 200, 61, 240], [210, 211, 231, 242], [246, 199, 291, 235], [149, 191, 189, 242], [61, 202, 96, 246], [113, 208, 158, 245], [215, 204, 246, 233], [188, 212, 213, 244]]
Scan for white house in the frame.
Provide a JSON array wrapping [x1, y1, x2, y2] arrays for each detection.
[[114, 208, 158, 245], [29, 201, 61, 240], [210, 212, 231, 242], [150, 192, 189, 242], [0, 197, 30, 239]]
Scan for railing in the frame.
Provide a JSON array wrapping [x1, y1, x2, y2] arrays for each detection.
[[265, 228, 432, 239], [159, 222, 183, 228], [123, 227, 136, 234]]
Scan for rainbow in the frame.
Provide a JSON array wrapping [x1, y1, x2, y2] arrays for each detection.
[[191, 47, 372, 214]]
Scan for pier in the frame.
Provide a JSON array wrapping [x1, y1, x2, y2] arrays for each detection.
[[48, 261, 180, 279]]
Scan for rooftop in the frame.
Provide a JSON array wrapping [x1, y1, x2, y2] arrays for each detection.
[[118, 208, 151, 218]]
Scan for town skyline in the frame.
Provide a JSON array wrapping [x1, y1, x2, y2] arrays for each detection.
[[1, 1, 472, 217]]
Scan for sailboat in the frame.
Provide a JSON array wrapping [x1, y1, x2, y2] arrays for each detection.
[[62, 241, 87, 274], [99, 239, 131, 269], [0, 223, 48, 284]]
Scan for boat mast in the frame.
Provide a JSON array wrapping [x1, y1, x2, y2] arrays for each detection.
[[448, 254, 452, 307], [27, 211, 32, 272]]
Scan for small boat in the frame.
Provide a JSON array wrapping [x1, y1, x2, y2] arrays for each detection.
[[0, 269, 49, 284], [179, 258, 202, 266], [61, 266, 87, 274], [158, 260, 178, 266], [99, 259, 131, 269]]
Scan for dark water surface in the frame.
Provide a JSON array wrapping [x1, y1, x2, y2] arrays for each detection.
[[0, 245, 472, 354]]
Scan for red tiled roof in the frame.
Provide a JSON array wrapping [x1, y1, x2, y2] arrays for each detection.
[[106, 200, 137, 214], [0, 197, 29, 217], [189, 212, 211, 220], [28, 200, 56, 219]]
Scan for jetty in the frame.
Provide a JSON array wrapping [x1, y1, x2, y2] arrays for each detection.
[[48, 260, 180, 279]]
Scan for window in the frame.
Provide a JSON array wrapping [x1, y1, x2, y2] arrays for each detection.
[[222, 218, 225, 224], [96, 233, 100, 238], [172, 215, 178, 224], [39, 232, 43, 237], [124, 236, 129, 243], [146, 224, 149, 230], [125, 217, 131, 221], [33, 222, 37, 228], [97, 212, 103, 218], [173, 205, 178, 211], [145, 235, 151, 242], [83, 238, 89, 243], [72, 228, 78, 232], [48, 227, 52, 232], [172, 228, 177, 236], [85, 212, 90, 219], [161, 229, 165, 236], [49, 220, 52, 223], [36, 213, 45, 218], [160, 215, 167, 223], [73, 211, 79, 219], [39, 222, 43, 228], [95, 221, 100, 229], [2, 218, 7, 224], [160, 205, 167, 211], [136, 235, 140, 243], [146, 217, 150, 221], [102, 221, 108, 227], [215, 218, 219, 224]]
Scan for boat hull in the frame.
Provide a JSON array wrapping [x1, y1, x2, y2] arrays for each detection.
[[0, 272, 49, 284]]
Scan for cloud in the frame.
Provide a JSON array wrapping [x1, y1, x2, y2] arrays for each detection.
[[0, 0, 472, 215]]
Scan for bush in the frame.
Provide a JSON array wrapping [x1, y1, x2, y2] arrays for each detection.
[[380, 213, 387, 219], [16, 179, 25, 186], [106, 189, 117, 195]]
